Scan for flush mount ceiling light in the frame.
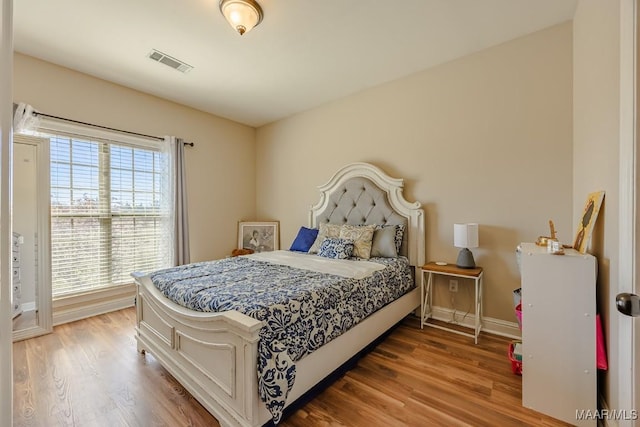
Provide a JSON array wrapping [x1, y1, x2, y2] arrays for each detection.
[[219, 0, 263, 36]]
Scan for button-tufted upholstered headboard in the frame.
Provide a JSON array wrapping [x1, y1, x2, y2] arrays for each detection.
[[309, 163, 425, 268]]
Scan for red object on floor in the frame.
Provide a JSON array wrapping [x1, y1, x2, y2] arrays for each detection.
[[508, 342, 523, 375], [596, 313, 608, 370]]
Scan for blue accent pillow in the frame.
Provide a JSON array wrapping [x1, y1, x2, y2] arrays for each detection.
[[318, 238, 354, 259], [289, 226, 319, 252]]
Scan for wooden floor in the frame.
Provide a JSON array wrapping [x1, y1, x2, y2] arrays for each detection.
[[12, 308, 572, 427]]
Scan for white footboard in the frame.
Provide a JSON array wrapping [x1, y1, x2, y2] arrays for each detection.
[[133, 273, 265, 427], [134, 272, 420, 427]]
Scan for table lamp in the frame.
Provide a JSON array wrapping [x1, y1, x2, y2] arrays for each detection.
[[454, 223, 479, 268]]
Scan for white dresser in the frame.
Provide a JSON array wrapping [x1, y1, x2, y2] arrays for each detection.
[[519, 242, 597, 427], [12, 232, 22, 319]]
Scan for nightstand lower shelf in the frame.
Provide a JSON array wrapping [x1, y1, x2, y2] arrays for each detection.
[[420, 262, 483, 344]]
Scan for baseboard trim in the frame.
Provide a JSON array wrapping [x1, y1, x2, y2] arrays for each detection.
[[430, 305, 522, 340], [53, 285, 136, 326], [50, 297, 522, 337]]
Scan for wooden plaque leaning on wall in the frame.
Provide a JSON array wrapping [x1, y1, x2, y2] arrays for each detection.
[[573, 191, 605, 254]]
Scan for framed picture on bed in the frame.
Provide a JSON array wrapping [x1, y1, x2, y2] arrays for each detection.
[[238, 221, 280, 253]]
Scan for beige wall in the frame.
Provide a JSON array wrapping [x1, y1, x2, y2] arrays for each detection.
[[256, 23, 574, 324], [13, 53, 256, 262], [573, 0, 621, 413]]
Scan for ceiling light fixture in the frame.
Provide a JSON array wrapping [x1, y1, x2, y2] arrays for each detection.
[[219, 0, 263, 36]]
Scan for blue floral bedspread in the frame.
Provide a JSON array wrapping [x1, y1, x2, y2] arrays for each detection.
[[149, 254, 413, 423]]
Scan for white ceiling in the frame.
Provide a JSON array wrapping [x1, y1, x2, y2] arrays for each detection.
[[14, 0, 578, 127]]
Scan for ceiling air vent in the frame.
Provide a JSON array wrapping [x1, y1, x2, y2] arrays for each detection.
[[147, 49, 193, 73]]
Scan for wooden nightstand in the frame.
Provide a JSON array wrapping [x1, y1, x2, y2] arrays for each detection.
[[420, 262, 483, 344]]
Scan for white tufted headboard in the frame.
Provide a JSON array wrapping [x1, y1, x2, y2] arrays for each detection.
[[309, 162, 425, 267]]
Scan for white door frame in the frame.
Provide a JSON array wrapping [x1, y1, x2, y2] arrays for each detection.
[[0, 0, 13, 426], [619, 0, 638, 425]]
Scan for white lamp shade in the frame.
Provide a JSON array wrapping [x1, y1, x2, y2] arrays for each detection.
[[454, 223, 479, 248]]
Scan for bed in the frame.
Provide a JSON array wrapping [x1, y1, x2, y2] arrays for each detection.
[[133, 162, 425, 426]]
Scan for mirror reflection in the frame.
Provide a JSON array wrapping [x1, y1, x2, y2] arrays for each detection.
[[12, 135, 52, 340]]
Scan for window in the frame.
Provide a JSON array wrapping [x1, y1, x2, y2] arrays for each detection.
[[48, 132, 172, 297]]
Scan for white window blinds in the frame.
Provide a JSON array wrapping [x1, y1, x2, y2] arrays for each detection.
[[46, 128, 173, 297]]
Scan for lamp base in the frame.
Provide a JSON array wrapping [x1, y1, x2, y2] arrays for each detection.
[[456, 248, 476, 269]]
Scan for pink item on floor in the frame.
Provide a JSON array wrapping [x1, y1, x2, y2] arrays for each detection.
[[596, 313, 608, 370]]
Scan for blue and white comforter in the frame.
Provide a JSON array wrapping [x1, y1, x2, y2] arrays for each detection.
[[149, 251, 413, 423]]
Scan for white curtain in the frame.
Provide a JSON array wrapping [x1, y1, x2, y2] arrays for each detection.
[[166, 136, 190, 266], [12, 102, 40, 133]]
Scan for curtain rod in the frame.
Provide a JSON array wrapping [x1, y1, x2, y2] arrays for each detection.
[[33, 111, 195, 147]]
